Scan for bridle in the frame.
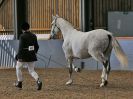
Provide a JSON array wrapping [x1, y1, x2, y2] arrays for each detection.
[[51, 17, 60, 36]]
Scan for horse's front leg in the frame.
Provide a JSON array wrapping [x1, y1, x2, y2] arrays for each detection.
[[66, 57, 73, 85]]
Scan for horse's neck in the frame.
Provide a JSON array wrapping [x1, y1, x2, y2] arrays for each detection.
[[57, 18, 74, 38]]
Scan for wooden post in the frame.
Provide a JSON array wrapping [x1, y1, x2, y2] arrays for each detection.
[[80, 0, 86, 32], [13, 0, 26, 39], [80, 0, 94, 32], [84, 0, 94, 31]]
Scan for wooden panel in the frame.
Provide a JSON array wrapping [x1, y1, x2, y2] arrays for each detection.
[[27, 0, 52, 32], [26, 0, 80, 38], [1, 0, 133, 37], [0, 0, 13, 34]]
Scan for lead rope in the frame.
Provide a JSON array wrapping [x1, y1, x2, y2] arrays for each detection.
[[38, 53, 95, 87], [37, 53, 67, 78]]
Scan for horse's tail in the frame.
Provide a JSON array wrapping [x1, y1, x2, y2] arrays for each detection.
[[111, 36, 128, 66]]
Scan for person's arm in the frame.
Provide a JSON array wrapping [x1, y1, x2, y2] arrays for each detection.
[[16, 35, 25, 60], [18, 35, 25, 53], [15, 35, 24, 60], [34, 36, 39, 53]]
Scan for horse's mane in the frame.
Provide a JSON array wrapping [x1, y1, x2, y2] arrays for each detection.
[[59, 17, 75, 28]]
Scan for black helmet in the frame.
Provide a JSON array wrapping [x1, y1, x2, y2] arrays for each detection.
[[21, 22, 30, 30]]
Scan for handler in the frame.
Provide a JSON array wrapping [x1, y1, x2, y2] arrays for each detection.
[[15, 22, 42, 90]]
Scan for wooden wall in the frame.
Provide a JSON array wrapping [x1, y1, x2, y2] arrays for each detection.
[[0, 0, 13, 34], [26, 0, 80, 38], [1, 0, 133, 37], [0, 0, 80, 37]]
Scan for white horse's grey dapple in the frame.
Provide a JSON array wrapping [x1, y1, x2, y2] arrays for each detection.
[[50, 15, 128, 87]]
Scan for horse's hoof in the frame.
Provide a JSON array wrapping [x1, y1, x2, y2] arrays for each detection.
[[75, 68, 81, 72], [100, 80, 108, 87], [100, 83, 104, 87], [104, 80, 108, 86], [66, 79, 73, 85]]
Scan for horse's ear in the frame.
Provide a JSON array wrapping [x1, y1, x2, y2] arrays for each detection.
[[52, 15, 56, 20], [56, 14, 59, 18]]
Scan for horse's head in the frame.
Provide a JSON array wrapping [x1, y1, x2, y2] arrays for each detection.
[[50, 15, 60, 39]]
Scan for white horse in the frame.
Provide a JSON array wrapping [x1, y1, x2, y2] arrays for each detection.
[[50, 15, 128, 87]]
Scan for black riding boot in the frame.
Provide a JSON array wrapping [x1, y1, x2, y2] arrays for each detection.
[[36, 79, 42, 90], [15, 81, 22, 89]]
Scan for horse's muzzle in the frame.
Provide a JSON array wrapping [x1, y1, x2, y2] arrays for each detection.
[[50, 35, 56, 39], [49, 35, 53, 39]]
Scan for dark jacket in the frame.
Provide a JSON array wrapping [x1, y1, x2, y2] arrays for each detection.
[[16, 31, 39, 62]]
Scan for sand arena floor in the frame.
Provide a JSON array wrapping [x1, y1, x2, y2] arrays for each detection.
[[0, 68, 133, 99]]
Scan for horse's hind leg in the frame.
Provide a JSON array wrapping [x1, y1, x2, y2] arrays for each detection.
[[90, 52, 110, 87], [66, 57, 73, 85], [100, 59, 111, 87], [106, 60, 111, 74], [100, 50, 111, 87]]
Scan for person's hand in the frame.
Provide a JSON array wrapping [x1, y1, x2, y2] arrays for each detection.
[[15, 54, 18, 60], [18, 59, 22, 62], [48, 34, 52, 40]]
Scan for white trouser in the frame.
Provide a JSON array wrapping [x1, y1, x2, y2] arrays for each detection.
[[16, 61, 39, 82]]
